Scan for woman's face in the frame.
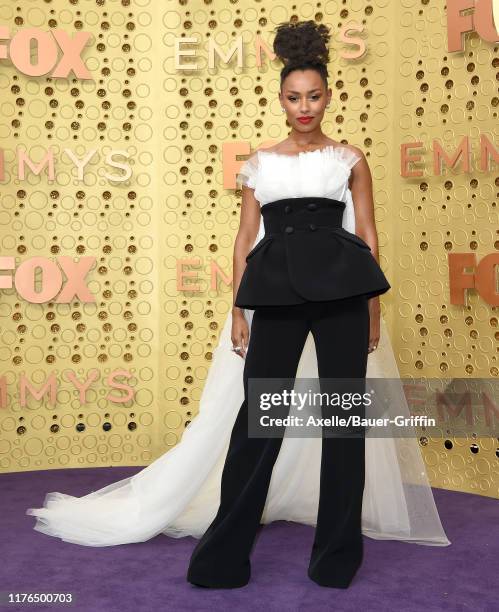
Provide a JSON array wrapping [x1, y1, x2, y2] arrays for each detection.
[[279, 69, 331, 131]]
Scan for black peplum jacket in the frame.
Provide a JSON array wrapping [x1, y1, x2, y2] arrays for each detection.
[[234, 196, 391, 309]]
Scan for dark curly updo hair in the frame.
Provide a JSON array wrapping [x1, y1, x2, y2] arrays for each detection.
[[273, 20, 331, 91]]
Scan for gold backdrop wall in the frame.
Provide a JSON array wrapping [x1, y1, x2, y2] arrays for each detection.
[[0, 1, 497, 499]]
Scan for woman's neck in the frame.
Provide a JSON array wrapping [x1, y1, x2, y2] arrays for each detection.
[[287, 129, 330, 149]]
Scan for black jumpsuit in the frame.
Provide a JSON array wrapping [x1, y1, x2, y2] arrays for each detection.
[[187, 196, 391, 588]]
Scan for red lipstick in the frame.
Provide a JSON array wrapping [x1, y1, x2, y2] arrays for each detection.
[[297, 116, 313, 124]]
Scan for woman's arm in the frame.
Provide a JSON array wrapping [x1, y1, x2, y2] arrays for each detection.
[[348, 146, 383, 353], [348, 146, 380, 257], [231, 164, 262, 358], [232, 180, 261, 317]]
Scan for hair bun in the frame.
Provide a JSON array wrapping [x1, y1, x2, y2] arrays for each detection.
[[273, 20, 331, 67]]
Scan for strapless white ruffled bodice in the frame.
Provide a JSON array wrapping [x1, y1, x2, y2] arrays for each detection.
[[236, 144, 362, 207]]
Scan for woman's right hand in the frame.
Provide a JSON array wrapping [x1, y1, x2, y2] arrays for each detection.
[[231, 310, 249, 359]]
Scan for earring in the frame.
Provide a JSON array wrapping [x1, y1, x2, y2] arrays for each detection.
[[281, 108, 285, 112]]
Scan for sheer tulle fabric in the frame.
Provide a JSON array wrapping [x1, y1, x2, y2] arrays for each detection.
[[26, 146, 450, 548]]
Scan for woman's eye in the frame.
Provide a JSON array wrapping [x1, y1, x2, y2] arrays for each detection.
[[287, 96, 320, 102]]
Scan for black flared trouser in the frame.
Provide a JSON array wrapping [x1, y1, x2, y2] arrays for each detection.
[[187, 295, 370, 588]]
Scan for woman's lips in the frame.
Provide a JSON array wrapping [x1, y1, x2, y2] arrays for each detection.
[[297, 117, 313, 124]]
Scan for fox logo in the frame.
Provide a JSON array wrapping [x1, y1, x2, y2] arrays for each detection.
[[447, 0, 499, 51]]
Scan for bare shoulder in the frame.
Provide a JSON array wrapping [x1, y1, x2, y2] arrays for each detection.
[[341, 143, 365, 160]]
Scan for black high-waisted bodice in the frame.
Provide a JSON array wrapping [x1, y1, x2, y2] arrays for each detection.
[[234, 197, 391, 309]]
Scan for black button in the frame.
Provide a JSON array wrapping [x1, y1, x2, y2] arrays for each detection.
[[285, 226, 294, 234], [284, 205, 292, 213], [307, 202, 317, 211], [309, 223, 317, 231]]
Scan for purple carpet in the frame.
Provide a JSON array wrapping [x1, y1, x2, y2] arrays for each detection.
[[1, 467, 496, 611]]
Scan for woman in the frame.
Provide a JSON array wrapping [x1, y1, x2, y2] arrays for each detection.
[[187, 20, 391, 589], [26, 20, 450, 587]]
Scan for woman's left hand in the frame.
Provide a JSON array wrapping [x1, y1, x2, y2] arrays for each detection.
[[368, 298, 380, 353]]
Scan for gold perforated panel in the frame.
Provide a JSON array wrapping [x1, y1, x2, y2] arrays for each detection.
[[0, 0, 160, 470], [390, 4, 498, 498], [0, 2, 497, 500]]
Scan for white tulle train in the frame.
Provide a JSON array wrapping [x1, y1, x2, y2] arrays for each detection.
[[26, 191, 451, 548]]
